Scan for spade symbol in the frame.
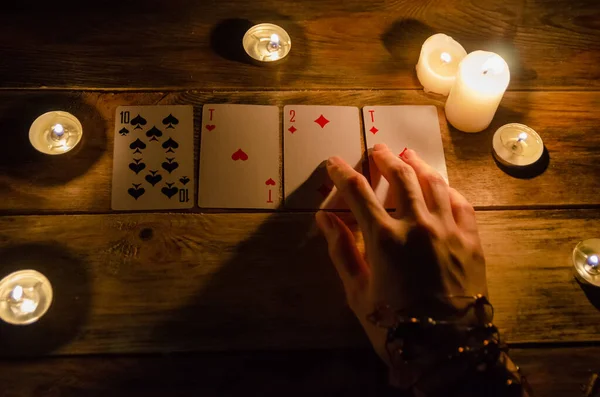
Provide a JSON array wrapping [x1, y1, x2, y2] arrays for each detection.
[[179, 176, 190, 185], [129, 138, 147, 155], [119, 127, 130, 136], [128, 158, 146, 174], [146, 126, 163, 142], [161, 182, 179, 199], [162, 137, 179, 153], [162, 114, 179, 129], [161, 157, 179, 173], [131, 114, 147, 130], [127, 183, 145, 200], [145, 170, 162, 186]]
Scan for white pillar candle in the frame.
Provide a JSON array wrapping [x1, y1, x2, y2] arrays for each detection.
[[416, 33, 467, 96], [445, 51, 510, 133]]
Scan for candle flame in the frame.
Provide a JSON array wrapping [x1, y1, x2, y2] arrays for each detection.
[[270, 34, 280, 44], [11, 285, 23, 301], [481, 55, 506, 75], [440, 52, 452, 64], [21, 299, 37, 314], [517, 132, 528, 141], [589, 254, 599, 267], [53, 124, 64, 134]]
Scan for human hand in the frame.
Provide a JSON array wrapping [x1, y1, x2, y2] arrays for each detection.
[[315, 144, 487, 366]]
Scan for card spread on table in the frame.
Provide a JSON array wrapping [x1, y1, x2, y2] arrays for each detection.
[[283, 105, 363, 209], [111, 105, 195, 210], [198, 104, 281, 209], [362, 105, 447, 208]]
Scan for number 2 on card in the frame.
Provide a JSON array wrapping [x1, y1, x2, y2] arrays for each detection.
[[289, 110, 296, 123]]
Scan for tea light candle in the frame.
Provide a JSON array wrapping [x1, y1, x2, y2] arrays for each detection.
[[29, 111, 83, 154], [416, 33, 467, 95], [492, 123, 544, 167], [445, 51, 510, 133], [573, 239, 600, 287], [243, 23, 291, 63], [0, 270, 53, 325]]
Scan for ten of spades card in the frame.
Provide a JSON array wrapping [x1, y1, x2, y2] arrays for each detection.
[[111, 105, 195, 210]]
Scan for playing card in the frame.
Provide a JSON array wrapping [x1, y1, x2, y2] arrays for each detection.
[[198, 104, 280, 209], [111, 105, 195, 210], [362, 106, 448, 208], [283, 105, 363, 209]]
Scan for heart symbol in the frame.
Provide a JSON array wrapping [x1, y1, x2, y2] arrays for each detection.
[[129, 162, 146, 174], [231, 149, 248, 161], [161, 186, 179, 199], [265, 178, 276, 186], [128, 187, 145, 200], [205, 125, 216, 131], [145, 173, 162, 186], [179, 176, 190, 185], [162, 161, 180, 173]]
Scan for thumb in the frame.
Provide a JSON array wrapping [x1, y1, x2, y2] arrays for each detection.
[[315, 211, 369, 301]]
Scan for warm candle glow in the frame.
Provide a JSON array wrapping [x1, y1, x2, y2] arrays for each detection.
[[445, 51, 510, 132], [589, 254, 599, 267], [243, 23, 291, 63], [440, 52, 452, 64], [11, 285, 23, 300], [416, 34, 467, 95], [0, 270, 53, 325]]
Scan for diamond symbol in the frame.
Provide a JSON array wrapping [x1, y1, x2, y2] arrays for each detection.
[[314, 114, 330, 128], [288, 125, 297, 134], [317, 184, 332, 197], [369, 126, 379, 134]]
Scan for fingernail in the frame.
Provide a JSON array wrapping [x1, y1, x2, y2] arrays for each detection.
[[373, 143, 388, 151], [399, 147, 408, 158]]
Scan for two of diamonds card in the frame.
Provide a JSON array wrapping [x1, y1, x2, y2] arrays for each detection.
[[283, 105, 364, 209], [111, 105, 195, 210]]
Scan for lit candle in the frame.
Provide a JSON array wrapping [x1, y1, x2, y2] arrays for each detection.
[[572, 239, 600, 287], [445, 51, 510, 133], [492, 123, 544, 167], [29, 111, 83, 155], [415, 33, 467, 96], [0, 270, 53, 325], [243, 23, 291, 63]]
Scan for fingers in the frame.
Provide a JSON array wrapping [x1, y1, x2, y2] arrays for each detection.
[[371, 144, 430, 220], [400, 149, 454, 224], [326, 156, 389, 234], [448, 187, 479, 236], [316, 211, 369, 300]]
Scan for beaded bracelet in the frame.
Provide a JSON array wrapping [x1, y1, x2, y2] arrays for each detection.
[[368, 294, 532, 396]]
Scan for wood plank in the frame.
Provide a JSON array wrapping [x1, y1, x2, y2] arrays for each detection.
[[0, 0, 598, 90], [0, 209, 598, 356], [0, 347, 598, 397], [1, 90, 599, 214]]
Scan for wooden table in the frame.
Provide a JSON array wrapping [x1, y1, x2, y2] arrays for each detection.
[[1, 1, 599, 395]]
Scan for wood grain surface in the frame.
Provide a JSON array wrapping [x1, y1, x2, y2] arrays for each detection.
[[0, 0, 598, 90], [1, 347, 599, 397], [0, 209, 598, 356], [1, 90, 598, 214]]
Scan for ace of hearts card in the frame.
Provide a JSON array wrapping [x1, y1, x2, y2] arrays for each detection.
[[198, 104, 281, 209], [111, 105, 195, 210]]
